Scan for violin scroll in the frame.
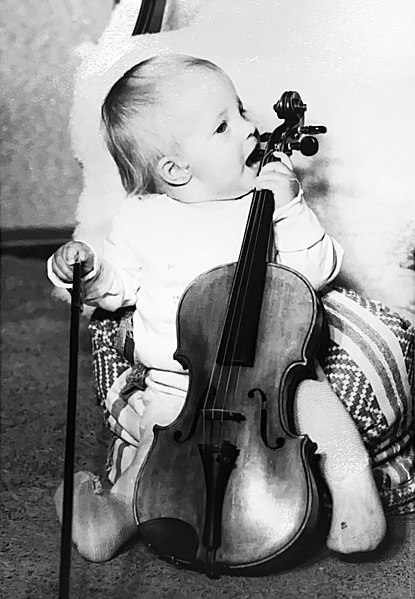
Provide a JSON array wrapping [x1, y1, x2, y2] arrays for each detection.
[[260, 91, 327, 158], [273, 90, 306, 121]]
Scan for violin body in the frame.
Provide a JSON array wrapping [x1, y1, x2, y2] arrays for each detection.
[[134, 91, 328, 577], [135, 262, 324, 576]]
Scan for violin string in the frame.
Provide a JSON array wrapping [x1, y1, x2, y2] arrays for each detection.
[[219, 185, 270, 413], [210, 168, 272, 417], [202, 196, 259, 430], [217, 148, 276, 412], [201, 149, 274, 444]]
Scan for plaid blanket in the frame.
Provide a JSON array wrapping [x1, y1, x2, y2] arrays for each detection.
[[89, 287, 414, 514]]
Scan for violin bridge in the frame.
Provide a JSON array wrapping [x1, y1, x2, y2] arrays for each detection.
[[201, 409, 245, 422]]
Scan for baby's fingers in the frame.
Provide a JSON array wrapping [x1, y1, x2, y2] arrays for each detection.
[[63, 242, 87, 265], [52, 241, 94, 282], [271, 151, 294, 171], [256, 165, 301, 208], [260, 155, 294, 177], [52, 251, 75, 283]]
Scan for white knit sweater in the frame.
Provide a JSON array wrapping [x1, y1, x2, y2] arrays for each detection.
[[49, 191, 343, 393]]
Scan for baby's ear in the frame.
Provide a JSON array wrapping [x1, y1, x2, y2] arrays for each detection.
[[157, 156, 192, 186]]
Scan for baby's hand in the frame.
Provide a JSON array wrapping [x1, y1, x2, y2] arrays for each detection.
[[255, 151, 300, 209], [51, 241, 94, 284]]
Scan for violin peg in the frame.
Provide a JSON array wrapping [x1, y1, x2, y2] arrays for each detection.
[[300, 136, 319, 156], [299, 125, 327, 135]]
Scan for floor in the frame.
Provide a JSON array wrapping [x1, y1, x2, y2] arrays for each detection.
[[1, 255, 414, 599]]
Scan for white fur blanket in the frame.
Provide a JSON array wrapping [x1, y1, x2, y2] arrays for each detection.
[[69, 0, 415, 322]]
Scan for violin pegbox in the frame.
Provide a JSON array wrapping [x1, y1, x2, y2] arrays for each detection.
[[260, 91, 327, 158]]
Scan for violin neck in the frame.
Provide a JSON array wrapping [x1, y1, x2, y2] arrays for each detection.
[[217, 189, 274, 366]]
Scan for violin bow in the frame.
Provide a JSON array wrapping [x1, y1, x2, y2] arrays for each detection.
[[56, 3, 168, 594], [58, 255, 83, 599]]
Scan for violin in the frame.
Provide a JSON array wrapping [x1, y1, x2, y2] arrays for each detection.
[[134, 92, 327, 578]]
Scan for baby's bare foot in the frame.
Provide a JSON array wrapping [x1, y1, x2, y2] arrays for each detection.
[[54, 471, 137, 562], [326, 466, 387, 554]]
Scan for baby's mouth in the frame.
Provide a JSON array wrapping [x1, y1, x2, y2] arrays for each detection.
[[245, 141, 262, 168]]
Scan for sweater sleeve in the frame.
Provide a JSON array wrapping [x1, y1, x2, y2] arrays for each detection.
[[47, 210, 142, 312], [80, 227, 142, 311], [273, 192, 344, 290]]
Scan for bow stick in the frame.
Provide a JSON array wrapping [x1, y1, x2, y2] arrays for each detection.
[[58, 256, 83, 599]]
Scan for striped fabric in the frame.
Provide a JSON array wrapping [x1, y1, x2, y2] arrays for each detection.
[[89, 287, 415, 514], [321, 288, 414, 514], [89, 308, 148, 483], [106, 435, 139, 486]]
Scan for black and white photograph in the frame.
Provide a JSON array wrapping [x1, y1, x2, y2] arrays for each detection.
[[1, 1, 414, 597]]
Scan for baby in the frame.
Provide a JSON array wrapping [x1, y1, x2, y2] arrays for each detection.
[[49, 54, 386, 563]]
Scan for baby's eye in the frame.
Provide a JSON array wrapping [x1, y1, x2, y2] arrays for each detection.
[[216, 121, 228, 134]]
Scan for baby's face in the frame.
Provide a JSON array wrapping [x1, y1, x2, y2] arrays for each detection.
[[165, 69, 261, 202]]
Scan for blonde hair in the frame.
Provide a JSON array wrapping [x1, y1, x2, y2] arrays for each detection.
[[101, 54, 224, 195]]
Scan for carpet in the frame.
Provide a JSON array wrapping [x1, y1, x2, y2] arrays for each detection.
[[1, 255, 414, 599]]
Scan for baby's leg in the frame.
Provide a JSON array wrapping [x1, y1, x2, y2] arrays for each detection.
[[294, 364, 387, 554], [55, 390, 184, 562], [54, 469, 138, 562], [54, 435, 155, 562]]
